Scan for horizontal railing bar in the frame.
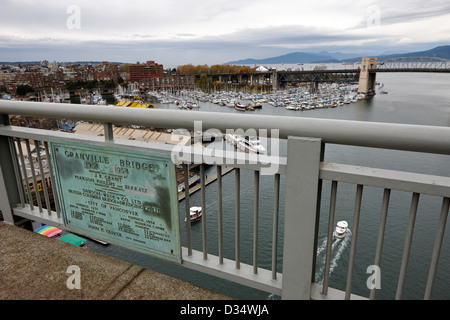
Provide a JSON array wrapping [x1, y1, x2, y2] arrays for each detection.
[[2, 100, 450, 155], [0, 125, 175, 155], [181, 247, 282, 295], [320, 162, 450, 198], [170, 145, 287, 174], [311, 283, 368, 300], [13, 206, 64, 229], [0, 125, 287, 174]]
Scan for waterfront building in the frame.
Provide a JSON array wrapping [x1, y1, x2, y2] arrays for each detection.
[[0, 61, 119, 94], [129, 61, 164, 82], [134, 75, 195, 92]]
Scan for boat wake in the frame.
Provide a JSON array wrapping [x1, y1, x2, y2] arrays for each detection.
[[315, 229, 352, 285]]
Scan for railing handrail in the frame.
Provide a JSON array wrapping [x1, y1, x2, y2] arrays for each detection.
[[1, 100, 450, 155], [2, 100, 450, 300]]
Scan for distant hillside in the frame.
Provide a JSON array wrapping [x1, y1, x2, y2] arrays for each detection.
[[341, 45, 450, 63], [378, 45, 450, 61], [226, 45, 450, 65], [226, 52, 339, 65]]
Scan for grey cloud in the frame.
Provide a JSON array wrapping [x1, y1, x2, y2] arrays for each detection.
[[0, 0, 448, 66]]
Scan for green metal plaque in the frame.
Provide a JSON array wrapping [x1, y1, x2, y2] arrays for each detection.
[[50, 140, 181, 263]]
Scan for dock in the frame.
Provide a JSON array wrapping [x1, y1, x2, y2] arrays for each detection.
[[178, 166, 234, 201]]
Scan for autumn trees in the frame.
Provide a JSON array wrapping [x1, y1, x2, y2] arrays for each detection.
[[176, 64, 257, 75]]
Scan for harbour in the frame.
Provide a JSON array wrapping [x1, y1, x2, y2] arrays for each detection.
[[4, 70, 450, 300], [2, 0, 450, 303], [85, 71, 450, 300]]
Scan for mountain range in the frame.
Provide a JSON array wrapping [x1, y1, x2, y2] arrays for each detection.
[[225, 45, 450, 65]]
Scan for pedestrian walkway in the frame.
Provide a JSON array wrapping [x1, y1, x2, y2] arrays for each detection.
[[0, 222, 232, 300]]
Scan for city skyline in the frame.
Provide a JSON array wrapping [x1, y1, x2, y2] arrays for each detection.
[[1, 0, 449, 68]]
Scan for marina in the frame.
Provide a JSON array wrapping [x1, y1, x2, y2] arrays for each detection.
[[129, 72, 450, 300], [144, 81, 367, 113], [2, 0, 450, 303], [3, 72, 450, 300]]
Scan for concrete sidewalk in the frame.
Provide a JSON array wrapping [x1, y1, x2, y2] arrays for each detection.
[[0, 222, 232, 300]]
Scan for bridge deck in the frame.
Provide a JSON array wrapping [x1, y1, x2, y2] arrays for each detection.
[[194, 67, 450, 79], [0, 221, 233, 300]]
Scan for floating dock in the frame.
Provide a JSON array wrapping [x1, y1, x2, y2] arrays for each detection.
[[178, 166, 234, 201]]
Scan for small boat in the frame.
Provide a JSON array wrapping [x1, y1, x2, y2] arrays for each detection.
[[335, 221, 348, 239], [238, 138, 257, 153], [187, 206, 202, 223], [248, 136, 266, 153], [187, 102, 199, 109], [234, 103, 246, 111]]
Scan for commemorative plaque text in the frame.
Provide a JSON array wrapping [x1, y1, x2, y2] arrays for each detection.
[[50, 141, 181, 263]]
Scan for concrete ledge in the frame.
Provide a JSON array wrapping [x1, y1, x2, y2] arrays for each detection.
[[0, 222, 232, 300]]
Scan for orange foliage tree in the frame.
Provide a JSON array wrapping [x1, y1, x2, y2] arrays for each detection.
[[177, 64, 257, 75]]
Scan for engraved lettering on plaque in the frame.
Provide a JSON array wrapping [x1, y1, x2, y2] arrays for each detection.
[[50, 141, 181, 263]]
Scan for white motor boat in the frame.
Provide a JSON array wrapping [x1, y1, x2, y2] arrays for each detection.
[[186, 206, 202, 223], [335, 220, 348, 239], [248, 136, 266, 153], [225, 134, 241, 145], [234, 103, 246, 111]]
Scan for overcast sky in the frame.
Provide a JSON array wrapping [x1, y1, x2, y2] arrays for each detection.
[[1, 0, 449, 67]]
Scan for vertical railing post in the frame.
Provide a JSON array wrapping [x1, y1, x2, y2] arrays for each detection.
[[104, 123, 114, 141], [282, 136, 322, 300], [0, 114, 21, 225]]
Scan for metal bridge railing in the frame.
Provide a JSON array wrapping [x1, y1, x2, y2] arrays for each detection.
[[377, 57, 450, 71], [0, 100, 449, 300]]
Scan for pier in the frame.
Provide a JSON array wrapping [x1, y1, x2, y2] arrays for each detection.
[[178, 166, 234, 201]]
